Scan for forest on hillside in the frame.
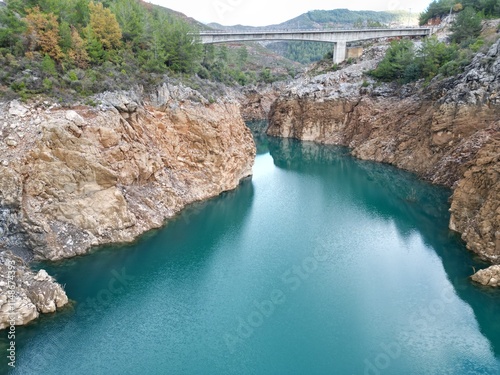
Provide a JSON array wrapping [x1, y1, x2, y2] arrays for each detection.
[[0, 0, 293, 101], [419, 0, 500, 24]]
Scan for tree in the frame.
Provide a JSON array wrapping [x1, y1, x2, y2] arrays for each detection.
[[59, 21, 72, 53], [68, 26, 89, 68], [110, 0, 145, 46], [24, 6, 63, 61], [479, 0, 500, 16], [417, 36, 458, 79], [202, 44, 216, 66], [162, 18, 201, 73], [237, 46, 248, 67], [86, 1, 122, 50], [0, 4, 27, 54], [369, 39, 415, 81], [217, 45, 229, 62], [450, 7, 482, 44]]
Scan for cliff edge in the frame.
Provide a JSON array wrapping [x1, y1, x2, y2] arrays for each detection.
[[0, 85, 255, 262]]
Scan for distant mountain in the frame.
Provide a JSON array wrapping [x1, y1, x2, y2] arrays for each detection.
[[206, 8, 416, 31], [205, 9, 417, 65]]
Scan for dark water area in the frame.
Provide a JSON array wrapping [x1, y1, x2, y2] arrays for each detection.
[[2, 122, 500, 375]]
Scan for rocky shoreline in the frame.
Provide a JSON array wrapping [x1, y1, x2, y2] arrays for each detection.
[[0, 83, 256, 326], [265, 41, 499, 283], [0, 250, 68, 329]]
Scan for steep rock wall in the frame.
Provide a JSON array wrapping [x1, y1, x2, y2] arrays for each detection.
[[0, 87, 255, 261], [268, 41, 500, 264]]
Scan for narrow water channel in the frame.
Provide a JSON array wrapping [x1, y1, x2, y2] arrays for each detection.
[[5, 122, 500, 375]]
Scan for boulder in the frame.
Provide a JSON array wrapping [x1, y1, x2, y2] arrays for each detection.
[[471, 265, 500, 287]]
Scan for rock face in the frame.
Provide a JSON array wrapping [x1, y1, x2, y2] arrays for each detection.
[[0, 86, 255, 261], [267, 40, 500, 264], [471, 265, 500, 287], [240, 85, 283, 122], [0, 250, 68, 329]]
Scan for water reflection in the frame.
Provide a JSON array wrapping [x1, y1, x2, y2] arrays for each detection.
[[268, 136, 500, 358], [246, 121, 269, 155], [3, 180, 255, 375]]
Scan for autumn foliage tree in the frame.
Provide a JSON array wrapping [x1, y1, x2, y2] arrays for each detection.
[[68, 26, 90, 68], [86, 1, 122, 50], [24, 6, 63, 61]]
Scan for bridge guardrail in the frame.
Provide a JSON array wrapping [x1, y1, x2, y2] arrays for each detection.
[[195, 27, 432, 35]]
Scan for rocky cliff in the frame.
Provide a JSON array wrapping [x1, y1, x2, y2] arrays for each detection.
[[240, 85, 283, 122], [0, 250, 68, 329], [267, 41, 499, 268], [0, 84, 255, 262]]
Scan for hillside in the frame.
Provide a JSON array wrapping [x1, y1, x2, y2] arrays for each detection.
[[207, 8, 418, 64], [0, 0, 300, 102]]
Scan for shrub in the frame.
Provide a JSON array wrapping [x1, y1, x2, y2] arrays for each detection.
[[41, 54, 57, 77]]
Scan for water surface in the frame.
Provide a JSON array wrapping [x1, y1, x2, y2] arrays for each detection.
[[4, 124, 500, 375]]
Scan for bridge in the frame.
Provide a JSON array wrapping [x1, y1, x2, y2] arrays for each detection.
[[197, 28, 433, 63]]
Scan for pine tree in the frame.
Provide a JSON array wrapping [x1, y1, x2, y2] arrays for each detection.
[[450, 7, 482, 44]]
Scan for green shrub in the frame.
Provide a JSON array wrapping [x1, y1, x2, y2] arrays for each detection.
[[68, 70, 79, 81], [43, 77, 53, 90], [10, 81, 26, 92], [369, 39, 414, 81], [470, 38, 485, 53], [41, 54, 58, 77]]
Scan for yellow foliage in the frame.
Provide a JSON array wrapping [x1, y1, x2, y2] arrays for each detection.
[[87, 1, 123, 50], [68, 27, 90, 69], [24, 6, 63, 61]]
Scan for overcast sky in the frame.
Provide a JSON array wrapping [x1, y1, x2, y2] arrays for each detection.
[[150, 0, 432, 26]]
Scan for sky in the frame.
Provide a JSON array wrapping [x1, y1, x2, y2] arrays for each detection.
[[150, 0, 432, 26]]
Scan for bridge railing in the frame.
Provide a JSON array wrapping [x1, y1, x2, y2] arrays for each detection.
[[197, 27, 432, 34]]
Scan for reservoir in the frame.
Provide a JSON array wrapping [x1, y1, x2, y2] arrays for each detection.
[[5, 123, 500, 374]]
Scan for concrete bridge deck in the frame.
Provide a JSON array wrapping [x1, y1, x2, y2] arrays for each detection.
[[197, 27, 433, 63]]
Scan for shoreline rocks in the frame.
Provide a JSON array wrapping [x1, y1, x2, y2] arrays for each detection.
[[0, 250, 68, 329], [471, 265, 500, 287]]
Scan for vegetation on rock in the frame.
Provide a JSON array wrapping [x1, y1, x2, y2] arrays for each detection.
[[372, 3, 499, 83], [419, 0, 500, 25]]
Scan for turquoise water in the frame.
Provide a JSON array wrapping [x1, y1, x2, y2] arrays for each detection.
[[3, 123, 500, 375]]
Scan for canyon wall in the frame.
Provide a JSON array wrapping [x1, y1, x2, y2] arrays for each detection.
[[267, 41, 500, 265], [0, 84, 255, 325], [0, 85, 255, 262]]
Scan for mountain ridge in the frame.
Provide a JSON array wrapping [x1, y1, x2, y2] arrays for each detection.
[[206, 8, 417, 31]]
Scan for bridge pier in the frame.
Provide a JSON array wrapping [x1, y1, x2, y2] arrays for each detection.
[[196, 28, 432, 64], [333, 41, 347, 64]]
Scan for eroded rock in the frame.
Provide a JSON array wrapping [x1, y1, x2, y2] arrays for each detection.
[[0, 87, 255, 261], [471, 265, 500, 287], [0, 251, 68, 329]]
